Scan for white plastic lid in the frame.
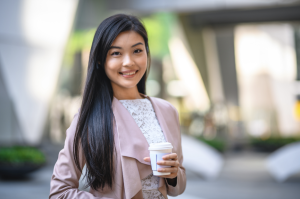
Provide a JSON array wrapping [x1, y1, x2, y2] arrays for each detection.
[[148, 142, 173, 150]]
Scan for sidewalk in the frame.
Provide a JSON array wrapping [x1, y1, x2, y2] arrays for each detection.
[[182, 152, 300, 199], [0, 141, 299, 199]]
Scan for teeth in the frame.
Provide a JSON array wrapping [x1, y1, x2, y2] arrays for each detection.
[[122, 71, 136, 75]]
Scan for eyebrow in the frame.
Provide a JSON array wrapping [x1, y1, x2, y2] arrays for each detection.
[[109, 42, 144, 50]]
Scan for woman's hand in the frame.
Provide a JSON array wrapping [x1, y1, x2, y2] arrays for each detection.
[[143, 153, 179, 179]]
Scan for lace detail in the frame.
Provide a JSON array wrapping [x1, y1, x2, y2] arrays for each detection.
[[119, 98, 166, 199], [119, 99, 166, 145]]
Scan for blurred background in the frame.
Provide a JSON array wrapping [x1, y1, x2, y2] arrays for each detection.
[[1, 0, 300, 198]]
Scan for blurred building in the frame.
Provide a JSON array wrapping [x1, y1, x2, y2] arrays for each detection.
[[0, 0, 78, 145], [1, 0, 300, 146]]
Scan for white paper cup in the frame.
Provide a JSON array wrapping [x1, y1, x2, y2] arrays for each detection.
[[148, 142, 173, 176]]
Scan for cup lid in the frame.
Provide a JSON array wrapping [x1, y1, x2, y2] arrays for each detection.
[[148, 142, 173, 150]]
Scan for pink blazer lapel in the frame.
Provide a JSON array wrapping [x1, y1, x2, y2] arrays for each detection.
[[147, 97, 171, 143], [112, 96, 172, 162], [149, 97, 179, 155], [112, 96, 150, 165], [112, 96, 171, 198]]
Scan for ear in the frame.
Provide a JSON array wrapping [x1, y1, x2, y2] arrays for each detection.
[[96, 61, 101, 69]]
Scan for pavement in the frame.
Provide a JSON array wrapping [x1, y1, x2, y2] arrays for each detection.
[[181, 152, 300, 199], [0, 140, 299, 199]]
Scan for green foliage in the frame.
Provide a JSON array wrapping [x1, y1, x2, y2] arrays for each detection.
[[0, 146, 46, 165], [197, 138, 226, 153], [251, 137, 300, 152], [63, 29, 96, 67], [141, 13, 176, 59]]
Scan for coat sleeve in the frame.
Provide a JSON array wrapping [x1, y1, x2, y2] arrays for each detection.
[[49, 112, 101, 199], [165, 105, 186, 196]]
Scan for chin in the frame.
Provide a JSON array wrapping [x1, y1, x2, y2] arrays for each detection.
[[123, 84, 139, 89], [116, 82, 139, 89]]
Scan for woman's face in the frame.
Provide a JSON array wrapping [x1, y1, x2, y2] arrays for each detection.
[[104, 30, 147, 92]]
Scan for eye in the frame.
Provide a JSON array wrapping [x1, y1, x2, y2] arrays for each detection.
[[134, 49, 143, 53], [111, 52, 120, 56]]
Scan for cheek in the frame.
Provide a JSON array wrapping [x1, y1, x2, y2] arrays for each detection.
[[136, 55, 148, 72], [105, 60, 120, 78]]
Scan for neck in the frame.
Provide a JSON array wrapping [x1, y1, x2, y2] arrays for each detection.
[[112, 84, 144, 100]]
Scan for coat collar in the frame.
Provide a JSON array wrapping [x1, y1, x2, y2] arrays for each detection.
[[148, 96, 172, 144], [112, 94, 171, 198], [112, 94, 171, 163]]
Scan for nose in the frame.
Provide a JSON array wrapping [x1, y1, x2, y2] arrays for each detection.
[[123, 53, 134, 67]]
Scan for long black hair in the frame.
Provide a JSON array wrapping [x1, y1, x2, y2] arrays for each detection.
[[73, 14, 151, 190]]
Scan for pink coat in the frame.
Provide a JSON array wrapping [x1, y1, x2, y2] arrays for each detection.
[[49, 95, 186, 199]]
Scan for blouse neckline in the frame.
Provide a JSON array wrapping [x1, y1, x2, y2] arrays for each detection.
[[117, 93, 150, 101], [119, 98, 149, 101]]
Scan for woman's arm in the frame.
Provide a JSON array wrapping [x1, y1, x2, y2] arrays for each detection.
[[49, 112, 101, 199], [163, 151, 186, 196], [164, 105, 186, 196]]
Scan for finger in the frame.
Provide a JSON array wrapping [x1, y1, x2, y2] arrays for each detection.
[[143, 157, 151, 162], [158, 167, 178, 173], [162, 153, 178, 160], [157, 160, 179, 167], [159, 174, 177, 179]]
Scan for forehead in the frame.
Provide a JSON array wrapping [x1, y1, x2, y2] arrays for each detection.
[[111, 30, 144, 46]]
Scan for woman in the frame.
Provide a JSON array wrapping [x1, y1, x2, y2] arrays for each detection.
[[49, 14, 186, 199]]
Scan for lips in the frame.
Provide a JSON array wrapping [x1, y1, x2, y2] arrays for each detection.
[[119, 70, 138, 78]]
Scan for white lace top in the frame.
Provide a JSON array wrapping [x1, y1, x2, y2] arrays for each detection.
[[119, 98, 166, 199]]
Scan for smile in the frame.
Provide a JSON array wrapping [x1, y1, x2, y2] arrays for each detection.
[[122, 71, 136, 75], [119, 70, 138, 78]]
